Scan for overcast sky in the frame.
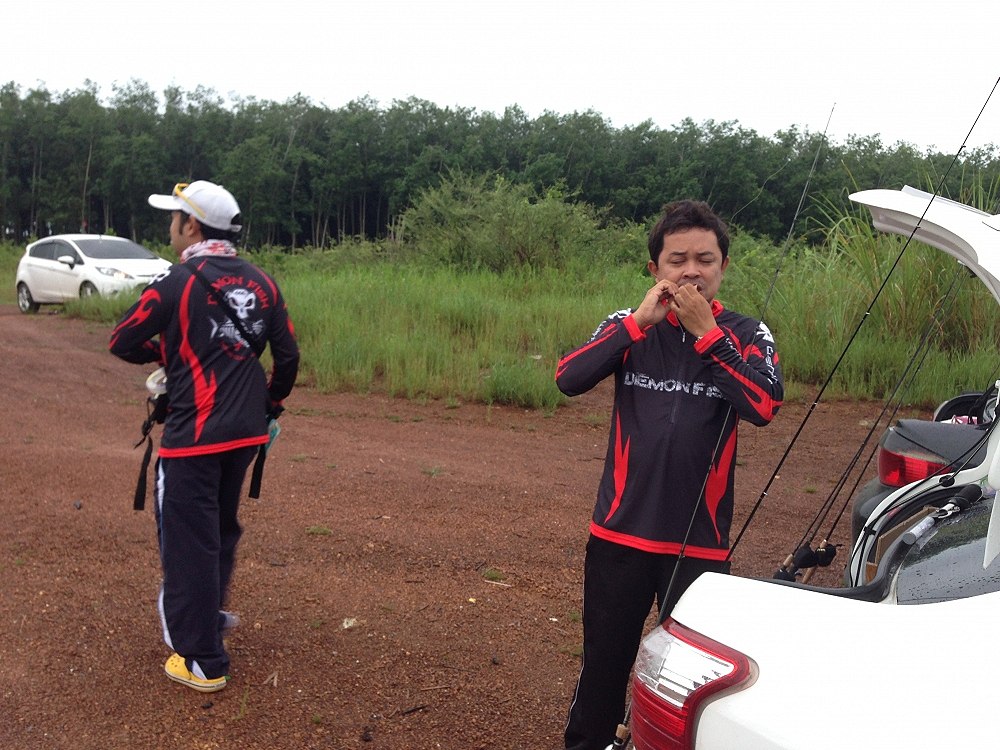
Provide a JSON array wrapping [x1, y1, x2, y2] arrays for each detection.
[[6, 0, 999, 154]]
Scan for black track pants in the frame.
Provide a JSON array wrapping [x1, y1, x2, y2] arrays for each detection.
[[153, 446, 257, 680], [564, 535, 730, 750]]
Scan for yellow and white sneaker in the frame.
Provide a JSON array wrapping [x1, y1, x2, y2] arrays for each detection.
[[164, 653, 228, 693]]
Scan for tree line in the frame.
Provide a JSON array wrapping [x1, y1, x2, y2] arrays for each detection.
[[2, 79, 998, 250]]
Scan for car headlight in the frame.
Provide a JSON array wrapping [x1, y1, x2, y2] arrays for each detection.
[[96, 266, 135, 280]]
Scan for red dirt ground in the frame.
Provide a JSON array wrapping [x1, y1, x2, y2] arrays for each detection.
[[0, 304, 896, 749]]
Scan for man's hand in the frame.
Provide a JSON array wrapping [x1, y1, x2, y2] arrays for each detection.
[[266, 401, 285, 421], [631, 279, 674, 329], [633, 280, 715, 337], [666, 283, 715, 338]]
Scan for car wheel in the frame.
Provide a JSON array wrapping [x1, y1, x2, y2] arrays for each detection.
[[79, 281, 98, 298], [17, 283, 40, 314]]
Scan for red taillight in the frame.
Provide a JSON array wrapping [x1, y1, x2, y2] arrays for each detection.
[[877, 447, 947, 487], [630, 619, 755, 750]]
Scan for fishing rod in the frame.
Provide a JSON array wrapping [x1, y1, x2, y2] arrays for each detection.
[[814, 278, 996, 548], [761, 111, 836, 314], [774, 264, 967, 581], [831, 361, 1000, 565], [613, 75, 999, 745], [844, 415, 1000, 588], [728, 76, 1000, 569], [795, 266, 963, 542]]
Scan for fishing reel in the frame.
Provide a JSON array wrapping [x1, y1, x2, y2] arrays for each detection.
[[773, 540, 839, 582]]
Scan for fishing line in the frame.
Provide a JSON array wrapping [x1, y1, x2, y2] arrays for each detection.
[[785, 264, 965, 561], [728, 156, 794, 225], [819, 337, 946, 540], [819, 297, 1000, 543], [760, 106, 836, 314], [728, 76, 1000, 562], [656, 105, 837, 621]]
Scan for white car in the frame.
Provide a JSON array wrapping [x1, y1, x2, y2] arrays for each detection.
[[626, 187, 1000, 749], [15, 234, 170, 313]]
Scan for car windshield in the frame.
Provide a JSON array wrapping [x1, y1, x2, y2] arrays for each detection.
[[74, 238, 158, 260]]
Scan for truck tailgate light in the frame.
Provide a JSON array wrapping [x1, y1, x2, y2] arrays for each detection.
[[878, 447, 946, 487], [631, 619, 755, 750]]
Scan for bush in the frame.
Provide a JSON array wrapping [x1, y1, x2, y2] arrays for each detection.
[[402, 172, 640, 272]]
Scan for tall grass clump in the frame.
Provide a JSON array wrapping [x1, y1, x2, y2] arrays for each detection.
[[766, 200, 1000, 404], [285, 263, 651, 408], [64, 292, 142, 323]]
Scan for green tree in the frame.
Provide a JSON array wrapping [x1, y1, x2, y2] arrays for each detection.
[[0, 83, 25, 237], [1, 78, 999, 249], [101, 80, 165, 240]]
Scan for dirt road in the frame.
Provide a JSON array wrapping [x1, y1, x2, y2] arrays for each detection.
[[0, 305, 885, 749]]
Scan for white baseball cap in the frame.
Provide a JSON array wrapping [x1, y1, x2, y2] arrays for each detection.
[[148, 180, 242, 232]]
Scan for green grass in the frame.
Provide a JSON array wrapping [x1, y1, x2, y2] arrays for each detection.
[[281, 263, 639, 409], [233, 686, 251, 720], [0, 242, 21, 305], [4, 199, 998, 411], [481, 567, 506, 582]]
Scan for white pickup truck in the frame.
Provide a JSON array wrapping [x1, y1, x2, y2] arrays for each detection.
[[625, 187, 1000, 750]]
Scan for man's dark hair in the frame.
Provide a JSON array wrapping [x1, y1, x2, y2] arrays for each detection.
[[647, 200, 729, 263], [193, 215, 241, 243]]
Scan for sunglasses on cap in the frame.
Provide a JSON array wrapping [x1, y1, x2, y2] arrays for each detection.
[[173, 182, 207, 220]]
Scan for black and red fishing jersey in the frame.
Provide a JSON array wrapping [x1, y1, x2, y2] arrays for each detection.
[[555, 300, 783, 560], [110, 256, 300, 458]]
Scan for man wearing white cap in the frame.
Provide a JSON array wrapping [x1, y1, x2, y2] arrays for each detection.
[[110, 180, 300, 692]]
